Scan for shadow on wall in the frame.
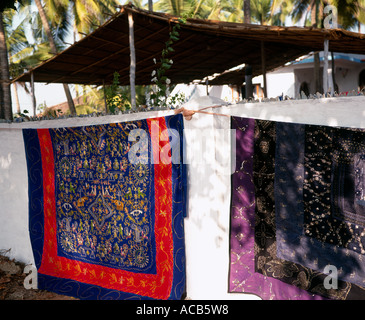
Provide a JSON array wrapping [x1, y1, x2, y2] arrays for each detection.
[[359, 69, 365, 91], [0, 153, 12, 169]]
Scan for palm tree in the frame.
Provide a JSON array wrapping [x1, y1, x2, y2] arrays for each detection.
[[329, 0, 358, 29], [68, 0, 118, 37], [0, 0, 22, 120], [272, 0, 364, 95], [153, 0, 195, 17], [355, 0, 365, 32], [32, 0, 76, 115], [223, 0, 288, 25], [251, 0, 274, 25], [243, 0, 250, 23], [7, 6, 58, 115], [19, 0, 118, 116], [5, 8, 30, 114], [151, 0, 216, 19], [0, 13, 12, 120]]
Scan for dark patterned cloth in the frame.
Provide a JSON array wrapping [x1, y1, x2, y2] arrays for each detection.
[[229, 117, 324, 300], [23, 114, 186, 300], [230, 116, 365, 299]]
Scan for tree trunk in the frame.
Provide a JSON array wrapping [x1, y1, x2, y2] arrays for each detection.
[[34, 0, 76, 115], [0, 69, 3, 119], [0, 12, 12, 121], [243, 0, 251, 23], [13, 83, 20, 114]]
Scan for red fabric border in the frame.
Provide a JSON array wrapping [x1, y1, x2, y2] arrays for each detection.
[[36, 117, 173, 299]]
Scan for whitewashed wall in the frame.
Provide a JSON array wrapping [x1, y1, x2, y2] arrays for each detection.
[[1, 95, 365, 300]]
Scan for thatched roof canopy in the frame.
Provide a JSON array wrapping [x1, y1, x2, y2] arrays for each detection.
[[12, 4, 365, 86]]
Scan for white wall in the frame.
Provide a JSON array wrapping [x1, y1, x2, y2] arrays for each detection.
[[335, 66, 365, 93], [171, 83, 238, 104], [266, 72, 295, 98], [0, 129, 33, 264], [2, 95, 365, 300]]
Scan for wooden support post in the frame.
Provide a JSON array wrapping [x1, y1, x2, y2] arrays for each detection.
[[128, 11, 136, 111], [245, 65, 253, 99], [30, 72, 36, 116], [261, 41, 267, 98], [323, 39, 329, 94], [148, 0, 153, 12], [314, 52, 321, 93], [331, 51, 336, 95], [103, 79, 108, 113]]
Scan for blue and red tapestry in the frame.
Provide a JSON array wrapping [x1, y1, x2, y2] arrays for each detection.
[[23, 114, 186, 300], [229, 116, 365, 300]]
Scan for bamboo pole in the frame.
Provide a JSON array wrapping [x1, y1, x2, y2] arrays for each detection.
[[245, 65, 253, 99], [103, 79, 108, 113], [323, 39, 329, 94], [30, 72, 36, 116], [128, 11, 137, 111], [331, 51, 336, 95], [261, 41, 267, 98]]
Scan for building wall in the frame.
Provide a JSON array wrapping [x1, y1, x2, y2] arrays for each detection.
[[267, 61, 365, 99], [266, 72, 295, 98], [335, 65, 365, 93]]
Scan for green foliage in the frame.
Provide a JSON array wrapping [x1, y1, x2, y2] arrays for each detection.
[[13, 109, 29, 119], [0, 0, 23, 12], [149, 18, 186, 109], [104, 72, 131, 113]]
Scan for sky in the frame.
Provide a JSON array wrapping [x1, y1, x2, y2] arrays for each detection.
[[12, 82, 77, 115], [13, 83, 68, 113]]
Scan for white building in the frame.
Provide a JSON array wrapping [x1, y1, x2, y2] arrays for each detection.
[[173, 52, 365, 103], [263, 52, 365, 99]]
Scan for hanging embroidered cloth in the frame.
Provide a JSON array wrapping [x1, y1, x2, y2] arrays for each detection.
[[23, 114, 186, 300], [229, 116, 365, 300]]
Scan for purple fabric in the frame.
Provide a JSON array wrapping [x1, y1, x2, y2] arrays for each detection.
[[229, 116, 324, 300]]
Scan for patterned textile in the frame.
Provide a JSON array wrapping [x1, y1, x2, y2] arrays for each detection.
[[23, 114, 186, 300], [229, 116, 365, 300]]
